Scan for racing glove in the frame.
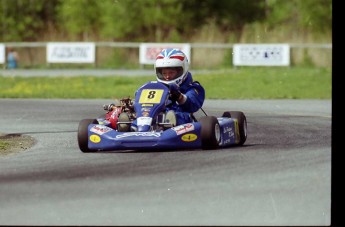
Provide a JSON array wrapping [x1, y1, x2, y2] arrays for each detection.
[[103, 103, 115, 111], [169, 83, 182, 102]]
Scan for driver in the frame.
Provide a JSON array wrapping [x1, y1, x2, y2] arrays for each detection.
[[104, 48, 205, 131], [155, 48, 205, 126]]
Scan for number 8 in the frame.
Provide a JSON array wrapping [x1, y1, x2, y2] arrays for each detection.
[[148, 91, 156, 99]]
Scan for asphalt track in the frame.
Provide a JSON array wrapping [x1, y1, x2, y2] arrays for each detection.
[[0, 98, 331, 225]]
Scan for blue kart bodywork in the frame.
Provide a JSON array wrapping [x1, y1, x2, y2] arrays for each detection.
[[78, 81, 247, 152]]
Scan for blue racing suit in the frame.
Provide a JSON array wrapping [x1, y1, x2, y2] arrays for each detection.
[[165, 72, 205, 125], [128, 72, 205, 131]]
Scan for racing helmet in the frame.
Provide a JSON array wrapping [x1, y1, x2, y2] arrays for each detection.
[[155, 48, 189, 86]]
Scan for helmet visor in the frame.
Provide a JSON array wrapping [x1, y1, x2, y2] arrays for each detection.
[[156, 67, 183, 81]]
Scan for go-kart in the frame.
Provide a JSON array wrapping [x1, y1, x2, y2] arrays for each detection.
[[77, 81, 247, 152]]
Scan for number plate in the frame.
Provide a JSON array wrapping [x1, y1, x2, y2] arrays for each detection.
[[139, 89, 164, 104]]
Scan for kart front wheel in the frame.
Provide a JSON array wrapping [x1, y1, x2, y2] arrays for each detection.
[[199, 116, 221, 150], [78, 119, 98, 153], [228, 111, 247, 145]]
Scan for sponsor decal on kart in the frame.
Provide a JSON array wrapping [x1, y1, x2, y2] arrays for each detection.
[[90, 134, 101, 143], [222, 138, 231, 145], [90, 125, 112, 135], [181, 133, 198, 142], [97, 119, 110, 125], [141, 111, 150, 117], [141, 107, 151, 112], [172, 123, 195, 135], [116, 132, 161, 138], [223, 125, 235, 137], [222, 124, 235, 145], [137, 117, 152, 126]]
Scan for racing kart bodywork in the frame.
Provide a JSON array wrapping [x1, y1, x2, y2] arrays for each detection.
[[78, 81, 247, 152]]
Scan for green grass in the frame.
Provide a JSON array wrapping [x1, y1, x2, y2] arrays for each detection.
[[0, 140, 10, 155], [0, 141, 9, 149], [0, 67, 331, 99]]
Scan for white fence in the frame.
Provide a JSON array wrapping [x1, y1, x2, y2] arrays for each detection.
[[0, 44, 5, 64], [46, 42, 96, 63], [233, 44, 290, 66], [0, 42, 332, 68]]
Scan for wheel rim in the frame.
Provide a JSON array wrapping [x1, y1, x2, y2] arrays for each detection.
[[215, 123, 221, 143], [243, 118, 247, 138]]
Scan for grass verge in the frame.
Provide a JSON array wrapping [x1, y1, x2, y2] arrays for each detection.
[[0, 134, 36, 156], [0, 67, 331, 99]]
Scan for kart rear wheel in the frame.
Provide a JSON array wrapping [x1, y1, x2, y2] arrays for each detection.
[[117, 113, 131, 132], [199, 116, 221, 150], [222, 111, 231, 118], [228, 111, 247, 145], [78, 119, 97, 153]]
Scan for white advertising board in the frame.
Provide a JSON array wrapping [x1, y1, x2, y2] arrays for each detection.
[[233, 44, 290, 66], [139, 43, 191, 65], [0, 44, 5, 64], [47, 42, 95, 63]]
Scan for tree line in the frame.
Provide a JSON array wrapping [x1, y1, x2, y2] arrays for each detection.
[[0, 0, 332, 42]]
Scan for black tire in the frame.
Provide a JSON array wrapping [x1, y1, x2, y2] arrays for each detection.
[[228, 111, 247, 145], [117, 112, 130, 132], [78, 119, 98, 153], [199, 116, 221, 150], [222, 111, 231, 118]]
